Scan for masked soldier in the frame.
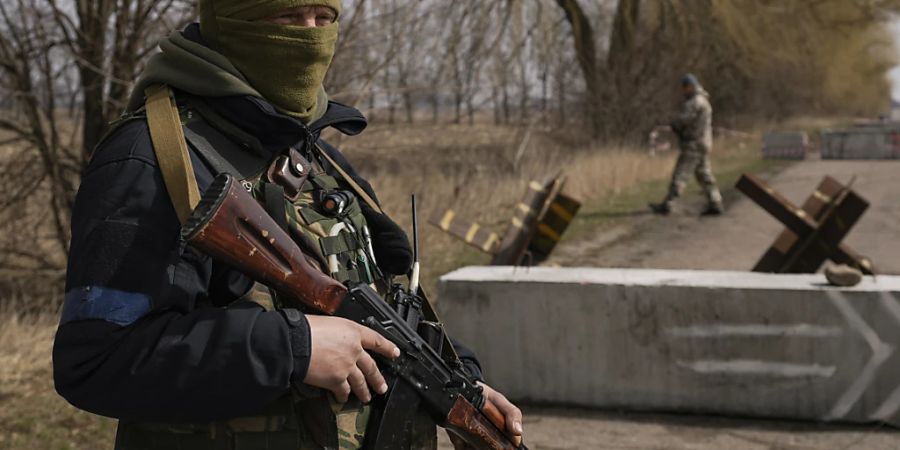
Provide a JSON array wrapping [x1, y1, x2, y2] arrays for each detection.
[[52, 1, 524, 449], [650, 74, 724, 216]]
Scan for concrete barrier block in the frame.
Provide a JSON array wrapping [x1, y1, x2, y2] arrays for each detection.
[[761, 131, 808, 160], [822, 127, 900, 160], [437, 267, 900, 425]]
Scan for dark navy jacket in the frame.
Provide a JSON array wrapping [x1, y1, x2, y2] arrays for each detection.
[[53, 57, 481, 422]]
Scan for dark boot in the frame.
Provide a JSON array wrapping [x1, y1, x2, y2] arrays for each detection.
[[649, 201, 672, 215], [700, 203, 724, 216]]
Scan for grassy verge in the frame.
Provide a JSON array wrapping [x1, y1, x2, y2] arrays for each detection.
[[0, 314, 116, 450], [348, 127, 784, 294], [559, 144, 787, 250]]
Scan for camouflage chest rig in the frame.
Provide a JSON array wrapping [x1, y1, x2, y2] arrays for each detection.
[[124, 85, 383, 450]]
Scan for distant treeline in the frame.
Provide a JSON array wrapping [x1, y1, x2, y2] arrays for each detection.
[[331, 0, 899, 138], [0, 0, 897, 283]]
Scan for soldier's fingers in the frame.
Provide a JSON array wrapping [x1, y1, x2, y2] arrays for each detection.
[[347, 367, 371, 404], [500, 401, 523, 437], [358, 326, 400, 359], [357, 353, 388, 395], [333, 380, 351, 404], [487, 388, 523, 437]]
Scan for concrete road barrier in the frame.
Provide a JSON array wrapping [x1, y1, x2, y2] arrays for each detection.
[[437, 267, 900, 425], [761, 131, 808, 160], [821, 126, 900, 160]]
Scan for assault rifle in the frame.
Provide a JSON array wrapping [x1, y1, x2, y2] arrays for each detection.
[[181, 174, 526, 450]]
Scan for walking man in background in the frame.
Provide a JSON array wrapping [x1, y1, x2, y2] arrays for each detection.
[[650, 74, 724, 216]]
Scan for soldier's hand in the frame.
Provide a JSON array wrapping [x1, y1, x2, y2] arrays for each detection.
[[304, 316, 400, 404], [480, 382, 524, 446], [448, 382, 524, 449]]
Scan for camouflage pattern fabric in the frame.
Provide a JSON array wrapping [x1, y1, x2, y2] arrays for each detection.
[[671, 87, 713, 151], [665, 144, 723, 207], [332, 395, 371, 450]]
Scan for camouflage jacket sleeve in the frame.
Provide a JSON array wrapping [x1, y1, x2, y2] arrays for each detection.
[[670, 95, 711, 143]]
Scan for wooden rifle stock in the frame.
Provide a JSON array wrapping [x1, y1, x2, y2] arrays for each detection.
[[182, 174, 526, 450], [181, 174, 348, 314], [448, 397, 521, 450]]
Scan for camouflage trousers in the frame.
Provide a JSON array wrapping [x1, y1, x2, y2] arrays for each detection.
[[665, 145, 723, 207]]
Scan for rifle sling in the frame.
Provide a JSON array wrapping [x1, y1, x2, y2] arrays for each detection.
[[314, 143, 384, 215], [264, 182, 290, 233], [183, 123, 264, 180], [145, 84, 200, 224]]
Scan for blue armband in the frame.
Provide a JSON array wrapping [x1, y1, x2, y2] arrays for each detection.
[[61, 286, 152, 326]]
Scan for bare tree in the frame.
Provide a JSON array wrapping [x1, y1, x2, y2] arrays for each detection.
[[0, 0, 192, 277], [49, 0, 194, 159], [554, 0, 602, 136]]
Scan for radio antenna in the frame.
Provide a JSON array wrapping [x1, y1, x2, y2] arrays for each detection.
[[410, 194, 421, 294]]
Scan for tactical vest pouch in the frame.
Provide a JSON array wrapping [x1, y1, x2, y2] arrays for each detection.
[[265, 148, 313, 202], [313, 143, 383, 215], [293, 392, 371, 450], [320, 233, 362, 256]]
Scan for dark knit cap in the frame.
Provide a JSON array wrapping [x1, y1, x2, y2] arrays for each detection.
[[682, 73, 699, 87]]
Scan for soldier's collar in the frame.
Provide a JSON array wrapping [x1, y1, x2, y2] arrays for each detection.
[[202, 95, 367, 154]]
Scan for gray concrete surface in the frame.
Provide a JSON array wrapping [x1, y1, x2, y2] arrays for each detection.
[[438, 267, 900, 427], [822, 125, 900, 159], [551, 160, 900, 274], [436, 408, 900, 449], [762, 131, 809, 159]]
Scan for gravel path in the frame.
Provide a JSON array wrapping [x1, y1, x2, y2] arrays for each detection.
[[437, 407, 898, 449], [553, 159, 900, 275]]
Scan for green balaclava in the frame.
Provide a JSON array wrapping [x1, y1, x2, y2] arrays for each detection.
[[199, 0, 342, 123]]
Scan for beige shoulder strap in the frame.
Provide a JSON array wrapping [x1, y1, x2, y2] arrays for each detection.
[[314, 143, 384, 215], [144, 84, 201, 224]]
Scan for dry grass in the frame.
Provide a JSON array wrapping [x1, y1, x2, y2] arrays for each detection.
[[0, 131, 69, 312], [0, 311, 116, 450], [335, 122, 756, 292]]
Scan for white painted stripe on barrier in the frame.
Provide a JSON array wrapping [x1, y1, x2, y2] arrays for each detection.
[[872, 378, 900, 422], [677, 360, 836, 378], [667, 324, 843, 338], [826, 290, 895, 420], [870, 291, 900, 421]]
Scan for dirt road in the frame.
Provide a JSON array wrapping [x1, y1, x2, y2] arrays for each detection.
[[553, 159, 900, 274], [439, 159, 900, 449], [437, 407, 898, 449]]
